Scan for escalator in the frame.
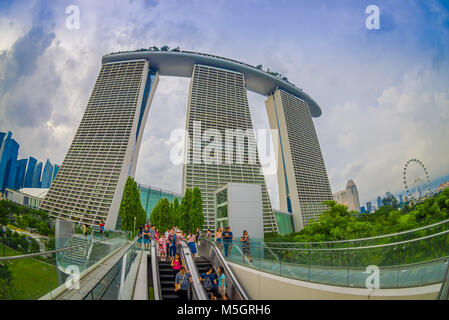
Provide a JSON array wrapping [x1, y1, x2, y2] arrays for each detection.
[[195, 256, 213, 275], [150, 240, 208, 300], [197, 239, 249, 300]]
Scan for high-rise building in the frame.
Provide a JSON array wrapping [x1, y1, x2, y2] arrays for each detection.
[[332, 180, 361, 212], [23, 156, 37, 188], [41, 159, 54, 188], [361, 206, 366, 213], [183, 64, 277, 233], [40, 59, 159, 229], [13, 159, 28, 190], [41, 49, 327, 233], [386, 191, 393, 198], [399, 194, 403, 203], [0, 132, 6, 147], [52, 164, 60, 180], [0, 131, 19, 192], [32, 162, 43, 188], [265, 89, 332, 230], [366, 201, 372, 212], [138, 184, 182, 219], [377, 196, 383, 208]]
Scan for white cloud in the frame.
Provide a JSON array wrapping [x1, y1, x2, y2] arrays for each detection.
[[0, 0, 448, 211]]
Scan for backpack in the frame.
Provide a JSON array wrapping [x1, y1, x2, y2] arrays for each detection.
[[203, 274, 212, 290]]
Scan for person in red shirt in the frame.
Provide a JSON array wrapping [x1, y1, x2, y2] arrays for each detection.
[[99, 220, 105, 237]]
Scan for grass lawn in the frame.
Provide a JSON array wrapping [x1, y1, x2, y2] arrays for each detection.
[[1, 244, 58, 300]]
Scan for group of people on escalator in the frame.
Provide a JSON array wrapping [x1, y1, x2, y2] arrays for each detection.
[[138, 223, 250, 300], [170, 252, 228, 301], [137, 223, 200, 260]]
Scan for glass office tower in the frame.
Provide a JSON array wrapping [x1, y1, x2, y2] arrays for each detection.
[[41, 159, 54, 188], [0, 131, 19, 192], [23, 156, 37, 188], [32, 162, 43, 188], [138, 184, 182, 219], [13, 159, 28, 190]]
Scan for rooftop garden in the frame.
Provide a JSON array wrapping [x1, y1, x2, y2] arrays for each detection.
[[109, 46, 294, 86]]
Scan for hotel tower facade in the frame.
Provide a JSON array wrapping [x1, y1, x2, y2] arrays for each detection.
[[40, 49, 330, 233]]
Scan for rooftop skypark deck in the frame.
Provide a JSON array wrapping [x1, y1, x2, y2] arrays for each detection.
[[102, 49, 322, 117]]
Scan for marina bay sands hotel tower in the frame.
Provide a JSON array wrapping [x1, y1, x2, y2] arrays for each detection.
[[40, 49, 332, 233]]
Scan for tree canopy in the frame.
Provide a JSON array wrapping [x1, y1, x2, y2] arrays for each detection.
[[266, 188, 449, 243], [119, 177, 146, 233], [149, 187, 204, 233]]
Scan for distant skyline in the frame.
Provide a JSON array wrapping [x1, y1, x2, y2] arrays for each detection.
[[1, 0, 449, 207]]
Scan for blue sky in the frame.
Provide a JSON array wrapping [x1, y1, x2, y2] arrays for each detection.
[[0, 0, 448, 208]]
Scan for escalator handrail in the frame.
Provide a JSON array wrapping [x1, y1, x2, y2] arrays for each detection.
[[200, 238, 249, 300], [179, 241, 208, 300], [150, 241, 162, 300]]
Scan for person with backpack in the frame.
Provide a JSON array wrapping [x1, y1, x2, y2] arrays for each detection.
[[174, 266, 192, 300], [200, 266, 218, 300]]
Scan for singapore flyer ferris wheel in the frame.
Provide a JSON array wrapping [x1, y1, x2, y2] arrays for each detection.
[[402, 159, 430, 200]]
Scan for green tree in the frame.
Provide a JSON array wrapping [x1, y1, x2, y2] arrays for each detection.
[[179, 188, 193, 231], [189, 187, 204, 232], [119, 177, 146, 233], [0, 202, 9, 226], [29, 238, 40, 253], [172, 198, 180, 227]]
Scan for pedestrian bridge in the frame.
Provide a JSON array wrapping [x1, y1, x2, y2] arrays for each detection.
[[1, 219, 448, 300]]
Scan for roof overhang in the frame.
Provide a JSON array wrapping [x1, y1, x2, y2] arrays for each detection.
[[102, 50, 322, 117]]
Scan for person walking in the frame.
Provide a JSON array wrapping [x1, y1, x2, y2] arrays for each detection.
[[99, 220, 105, 238], [215, 227, 223, 250], [240, 230, 252, 262], [200, 266, 218, 300], [175, 229, 183, 252], [174, 267, 192, 300], [82, 224, 89, 237], [137, 224, 144, 249], [158, 234, 167, 261], [187, 231, 197, 257], [222, 226, 233, 257], [196, 227, 201, 241], [149, 226, 156, 244], [206, 228, 212, 240], [217, 266, 227, 300], [165, 229, 170, 256]]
